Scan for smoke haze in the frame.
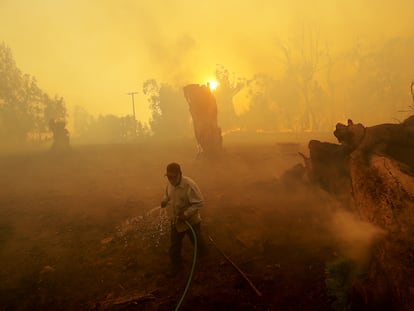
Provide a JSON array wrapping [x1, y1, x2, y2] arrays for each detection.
[[1, 0, 414, 125]]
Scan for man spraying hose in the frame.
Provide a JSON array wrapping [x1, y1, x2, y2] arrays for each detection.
[[161, 162, 208, 277]]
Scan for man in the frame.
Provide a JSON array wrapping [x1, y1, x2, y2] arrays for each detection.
[[161, 162, 208, 276]]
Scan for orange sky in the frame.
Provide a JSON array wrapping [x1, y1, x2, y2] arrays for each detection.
[[1, 0, 413, 122]]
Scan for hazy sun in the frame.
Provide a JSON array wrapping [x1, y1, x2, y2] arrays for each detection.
[[207, 80, 218, 91]]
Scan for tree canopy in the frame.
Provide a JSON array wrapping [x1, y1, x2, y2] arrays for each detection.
[[0, 42, 67, 147]]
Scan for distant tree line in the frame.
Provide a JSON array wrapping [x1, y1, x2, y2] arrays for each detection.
[[124, 34, 414, 142], [72, 79, 193, 143], [74, 30, 414, 142], [0, 42, 67, 147], [72, 106, 151, 144], [214, 34, 414, 134], [3, 33, 414, 148]]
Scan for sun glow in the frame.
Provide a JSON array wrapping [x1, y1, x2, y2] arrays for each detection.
[[207, 80, 218, 91]]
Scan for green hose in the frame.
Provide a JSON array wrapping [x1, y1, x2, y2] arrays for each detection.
[[175, 220, 198, 311]]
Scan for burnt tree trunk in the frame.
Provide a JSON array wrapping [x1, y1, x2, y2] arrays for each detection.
[[307, 139, 350, 195], [183, 84, 222, 157], [304, 115, 414, 309], [348, 142, 414, 310], [49, 119, 70, 152]]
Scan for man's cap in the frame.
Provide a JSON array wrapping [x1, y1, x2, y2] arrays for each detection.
[[166, 162, 181, 176]]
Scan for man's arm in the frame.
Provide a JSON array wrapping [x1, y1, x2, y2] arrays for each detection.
[[182, 184, 204, 218], [161, 185, 169, 208]]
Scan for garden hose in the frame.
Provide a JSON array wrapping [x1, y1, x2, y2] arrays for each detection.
[[175, 220, 197, 311]]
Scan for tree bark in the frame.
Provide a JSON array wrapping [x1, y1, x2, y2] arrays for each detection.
[[305, 115, 414, 309], [183, 84, 222, 157]]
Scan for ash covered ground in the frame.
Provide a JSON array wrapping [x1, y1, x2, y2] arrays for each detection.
[[0, 139, 373, 310]]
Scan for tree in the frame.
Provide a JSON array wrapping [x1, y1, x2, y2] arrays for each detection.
[[241, 74, 281, 132], [346, 37, 414, 124], [143, 79, 191, 139], [72, 105, 94, 140], [72, 106, 149, 144], [214, 65, 245, 131], [0, 42, 67, 146], [276, 26, 329, 132]]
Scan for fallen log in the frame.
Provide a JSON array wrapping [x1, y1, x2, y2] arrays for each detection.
[[298, 114, 414, 309]]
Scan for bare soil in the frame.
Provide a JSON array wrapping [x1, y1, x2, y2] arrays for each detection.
[[0, 140, 350, 310]]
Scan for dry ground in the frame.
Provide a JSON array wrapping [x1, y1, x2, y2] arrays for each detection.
[[0, 138, 354, 310]]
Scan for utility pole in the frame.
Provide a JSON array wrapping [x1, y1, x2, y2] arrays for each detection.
[[127, 91, 138, 136]]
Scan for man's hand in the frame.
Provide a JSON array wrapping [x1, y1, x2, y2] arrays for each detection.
[[177, 213, 186, 221], [161, 200, 168, 208]]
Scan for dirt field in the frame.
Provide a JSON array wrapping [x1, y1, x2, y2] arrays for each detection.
[[0, 138, 362, 310]]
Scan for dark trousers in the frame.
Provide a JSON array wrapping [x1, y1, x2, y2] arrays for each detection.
[[169, 222, 208, 267]]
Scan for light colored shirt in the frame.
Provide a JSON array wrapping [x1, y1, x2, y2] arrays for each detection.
[[163, 175, 204, 232]]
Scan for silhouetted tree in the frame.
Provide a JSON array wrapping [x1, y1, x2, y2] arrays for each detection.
[[0, 42, 67, 146], [346, 37, 414, 124], [277, 26, 328, 132], [73, 105, 93, 139], [49, 119, 70, 151], [241, 74, 281, 132], [183, 83, 222, 157], [72, 107, 149, 143], [143, 79, 191, 139], [89, 114, 138, 143], [214, 65, 245, 131], [276, 70, 302, 132]]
